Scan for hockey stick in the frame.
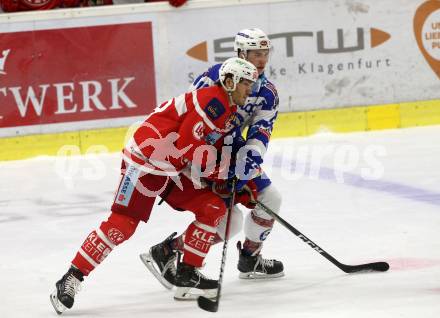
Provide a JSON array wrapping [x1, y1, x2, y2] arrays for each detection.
[[256, 201, 390, 273], [197, 179, 237, 312]]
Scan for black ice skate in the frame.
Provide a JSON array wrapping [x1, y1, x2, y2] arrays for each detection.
[[50, 266, 84, 315], [174, 262, 218, 300], [237, 241, 285, 279], [139, 232, 178, 290]]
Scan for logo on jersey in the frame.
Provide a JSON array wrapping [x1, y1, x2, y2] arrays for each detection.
[[224, 113, 241, 132], [241, 101, 259, 114], [258, 126, 272, 140], [115, 165, 140, 206], [22, 0, 52, 7], [107, 228, 125, 245], [0, 49, 11, 75], [205, 130, 222, 145], [192, 121, 205, 140], [204, 98, 225, 120], [260, 229, 272, 241]]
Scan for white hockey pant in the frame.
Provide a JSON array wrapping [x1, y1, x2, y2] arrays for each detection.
[[216, 184, 282, 242], [244, 184, 282, 242], [216, 205, 243, 240]]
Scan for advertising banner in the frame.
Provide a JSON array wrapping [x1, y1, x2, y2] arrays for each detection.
[[169, 0, 440, 112], [0, 0, 439, 138], [0, 21, 156, 134]]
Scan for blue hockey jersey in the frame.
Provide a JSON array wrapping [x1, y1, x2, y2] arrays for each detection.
[[189, 63, 279, 161]]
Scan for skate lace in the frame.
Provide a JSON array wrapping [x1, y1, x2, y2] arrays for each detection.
[[193, 268, 213, 284], [64, 274, 82, 298], [255, 255, 274, 273], [162, 254, 177, 276]]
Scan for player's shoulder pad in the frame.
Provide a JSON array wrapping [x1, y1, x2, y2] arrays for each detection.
[[203, 97, 226, 120], [259, 78, 279, 109], [204, 63, 222, 82]]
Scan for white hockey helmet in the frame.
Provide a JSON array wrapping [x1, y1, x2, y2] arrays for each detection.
[[219, 57, 258, 92], [234, 28, 271, 54]]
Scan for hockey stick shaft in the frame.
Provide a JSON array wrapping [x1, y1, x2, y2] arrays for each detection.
[[198, 179, 237, 312], [256, 201, 389, 273]]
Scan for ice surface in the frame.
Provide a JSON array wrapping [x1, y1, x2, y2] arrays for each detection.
[[1, 126, 439, 318]]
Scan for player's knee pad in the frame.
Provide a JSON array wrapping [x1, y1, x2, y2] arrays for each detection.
[[254, 184, 282, 220], [216, 206, 243, 240], [244, 185, 281, 243], [103, 212, 140, 243], [194, 196, 227, 227]]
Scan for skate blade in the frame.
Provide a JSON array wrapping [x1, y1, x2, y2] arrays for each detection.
[[239, 271, 285, 279], [174, 287, 217, 301], [50, 290, 67, 315], [139, 253, 174, 290]]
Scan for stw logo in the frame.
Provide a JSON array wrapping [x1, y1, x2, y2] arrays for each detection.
[[0, 49, 11, 75], [186, 28, 391, 62]]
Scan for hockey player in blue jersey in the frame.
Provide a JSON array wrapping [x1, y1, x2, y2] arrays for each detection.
[[140, 28, 284, 289]]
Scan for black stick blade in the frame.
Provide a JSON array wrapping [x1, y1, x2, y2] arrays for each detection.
[[371, 261, 390, 272], [343, 261, 390, 273], [198, 296, 218, 312]]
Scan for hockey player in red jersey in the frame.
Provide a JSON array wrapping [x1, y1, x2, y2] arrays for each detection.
[[0, 0, 79, 11], [145, 0, 186, 7], [50, 57, 258, 314], [141, 28, 284, 291], [0, 0, 182, 12]]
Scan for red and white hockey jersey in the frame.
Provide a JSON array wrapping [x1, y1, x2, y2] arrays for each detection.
[[0, 0, 114, 12], [0, 0, 79, 12], [123, 85, 239, 177]]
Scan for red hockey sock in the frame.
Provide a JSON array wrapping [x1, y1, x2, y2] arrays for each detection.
[[72, 212, 139, 275], [173, 231, 221, 253], [170, 234, 184, 252], [183, 221, 216, 267], [243, 238, 263, 257], [213, 232, 223, 245]]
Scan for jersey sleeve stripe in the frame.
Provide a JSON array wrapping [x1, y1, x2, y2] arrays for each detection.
[[174, 93, 188, 116], [122, 151, 180, 176], [192, 90, 216, 130], [251, 109, 278, 123], [246, 138, 267, 158]]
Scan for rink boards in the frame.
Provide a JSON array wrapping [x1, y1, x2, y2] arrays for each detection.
[[1, 0, 440, 160], [1, 98, 440, 161]]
